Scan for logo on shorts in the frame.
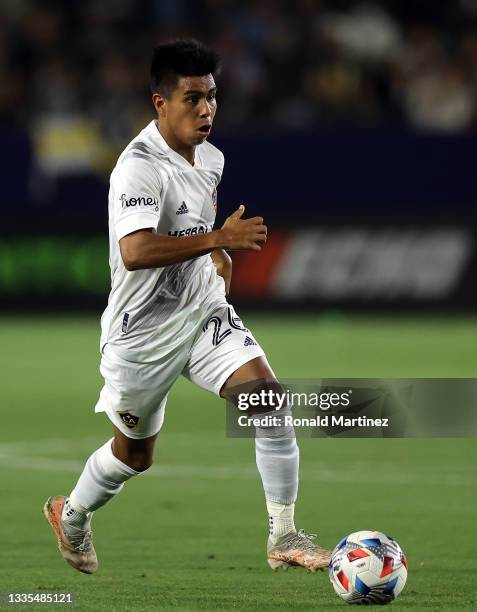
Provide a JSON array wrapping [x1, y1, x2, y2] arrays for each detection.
[[119, 412, 140, 429]]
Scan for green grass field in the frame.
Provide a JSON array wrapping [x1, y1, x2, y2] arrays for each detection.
[[1, 314, 476, 611]]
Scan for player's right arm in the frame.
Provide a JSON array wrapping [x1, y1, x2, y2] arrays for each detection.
[[120, 205, 267, 271]]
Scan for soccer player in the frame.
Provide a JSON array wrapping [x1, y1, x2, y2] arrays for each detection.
[[44, 39, 331, 575]]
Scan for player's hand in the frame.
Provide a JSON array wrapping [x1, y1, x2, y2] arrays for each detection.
[[219, 205, 267, 251]]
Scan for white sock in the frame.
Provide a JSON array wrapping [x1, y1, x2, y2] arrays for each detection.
[[64, 438, 141, 519], [267, 500, 296, 542], [255, 410, 299, 541], [62, 495, 92, 532], [255, 423, 299, 502]]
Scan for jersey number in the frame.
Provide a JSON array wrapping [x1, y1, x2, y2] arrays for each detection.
[[203, 307, 248, 346], [202, 316, 232, 346]]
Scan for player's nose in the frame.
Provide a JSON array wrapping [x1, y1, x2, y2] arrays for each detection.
[[199, 100, 212, 118]]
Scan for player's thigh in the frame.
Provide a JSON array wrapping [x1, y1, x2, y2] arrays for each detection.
[[95, 344, 189, 439], [182, 303, 269, 397]]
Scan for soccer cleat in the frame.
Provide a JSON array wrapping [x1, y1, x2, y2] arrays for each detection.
[[43, 495, 98, 574], [267, 529, 332, 573]]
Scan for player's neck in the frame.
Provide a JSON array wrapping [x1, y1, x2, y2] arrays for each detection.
[[156, 121, 195, 166]]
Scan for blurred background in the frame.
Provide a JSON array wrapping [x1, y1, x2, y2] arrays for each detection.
[[1, 3, 476, 608], [1, 0, 477, 312]]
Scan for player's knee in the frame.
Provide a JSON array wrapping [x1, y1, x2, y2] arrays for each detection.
[[246, 381, 295, 438], [113, 426, 158, 472], [123, 448, 154, 472], [230, 379, 286, 413], [127, 453, 154, 472]]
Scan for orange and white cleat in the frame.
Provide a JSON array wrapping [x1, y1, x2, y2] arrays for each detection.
[[267, 529, 331, 573], [43, 495, 98, 574]]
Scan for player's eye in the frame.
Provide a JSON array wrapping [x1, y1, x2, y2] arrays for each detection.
[[187, 96, 200, 105], [207, 93, 216, 102]]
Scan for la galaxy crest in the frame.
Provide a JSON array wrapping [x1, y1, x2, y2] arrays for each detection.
[[119, 411, 140, 429]]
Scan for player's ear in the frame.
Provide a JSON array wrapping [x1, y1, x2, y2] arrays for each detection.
[[152, 93, 167, 118]]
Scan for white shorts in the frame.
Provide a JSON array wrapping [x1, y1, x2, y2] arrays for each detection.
[[94, 303, 265, 438]]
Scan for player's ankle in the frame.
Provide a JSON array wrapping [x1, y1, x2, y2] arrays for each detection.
[[62, 494, 92, 531], [267, 500, 295, 543]]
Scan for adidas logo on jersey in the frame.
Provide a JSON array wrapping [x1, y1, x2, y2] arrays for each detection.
[[176, 201, 189, 215], [244, 336, 257, 346]]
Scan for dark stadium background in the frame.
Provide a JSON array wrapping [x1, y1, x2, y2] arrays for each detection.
[[1, 2, 476, 610]]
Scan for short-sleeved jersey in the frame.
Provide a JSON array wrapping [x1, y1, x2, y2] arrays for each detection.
[[100, 120, 226, 362]]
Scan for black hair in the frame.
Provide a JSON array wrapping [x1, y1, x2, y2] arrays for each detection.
[[150, 39, 220, 97]]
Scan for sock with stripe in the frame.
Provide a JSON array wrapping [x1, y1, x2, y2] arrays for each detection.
[[267, 500, 296, 543]]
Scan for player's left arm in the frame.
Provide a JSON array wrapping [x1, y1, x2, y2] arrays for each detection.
[[210, 249, 232, 295]]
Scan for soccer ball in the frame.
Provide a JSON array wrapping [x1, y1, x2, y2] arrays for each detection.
[[329, 530, 408, 605]]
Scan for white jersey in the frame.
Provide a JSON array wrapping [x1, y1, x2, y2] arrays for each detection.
[[100, 120, 226, 362]]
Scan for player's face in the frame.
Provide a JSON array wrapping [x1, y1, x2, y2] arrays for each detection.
[[156, 75, 217, 149]]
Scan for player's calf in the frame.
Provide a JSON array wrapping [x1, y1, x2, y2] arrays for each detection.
[[44, 434, 155, 572]]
